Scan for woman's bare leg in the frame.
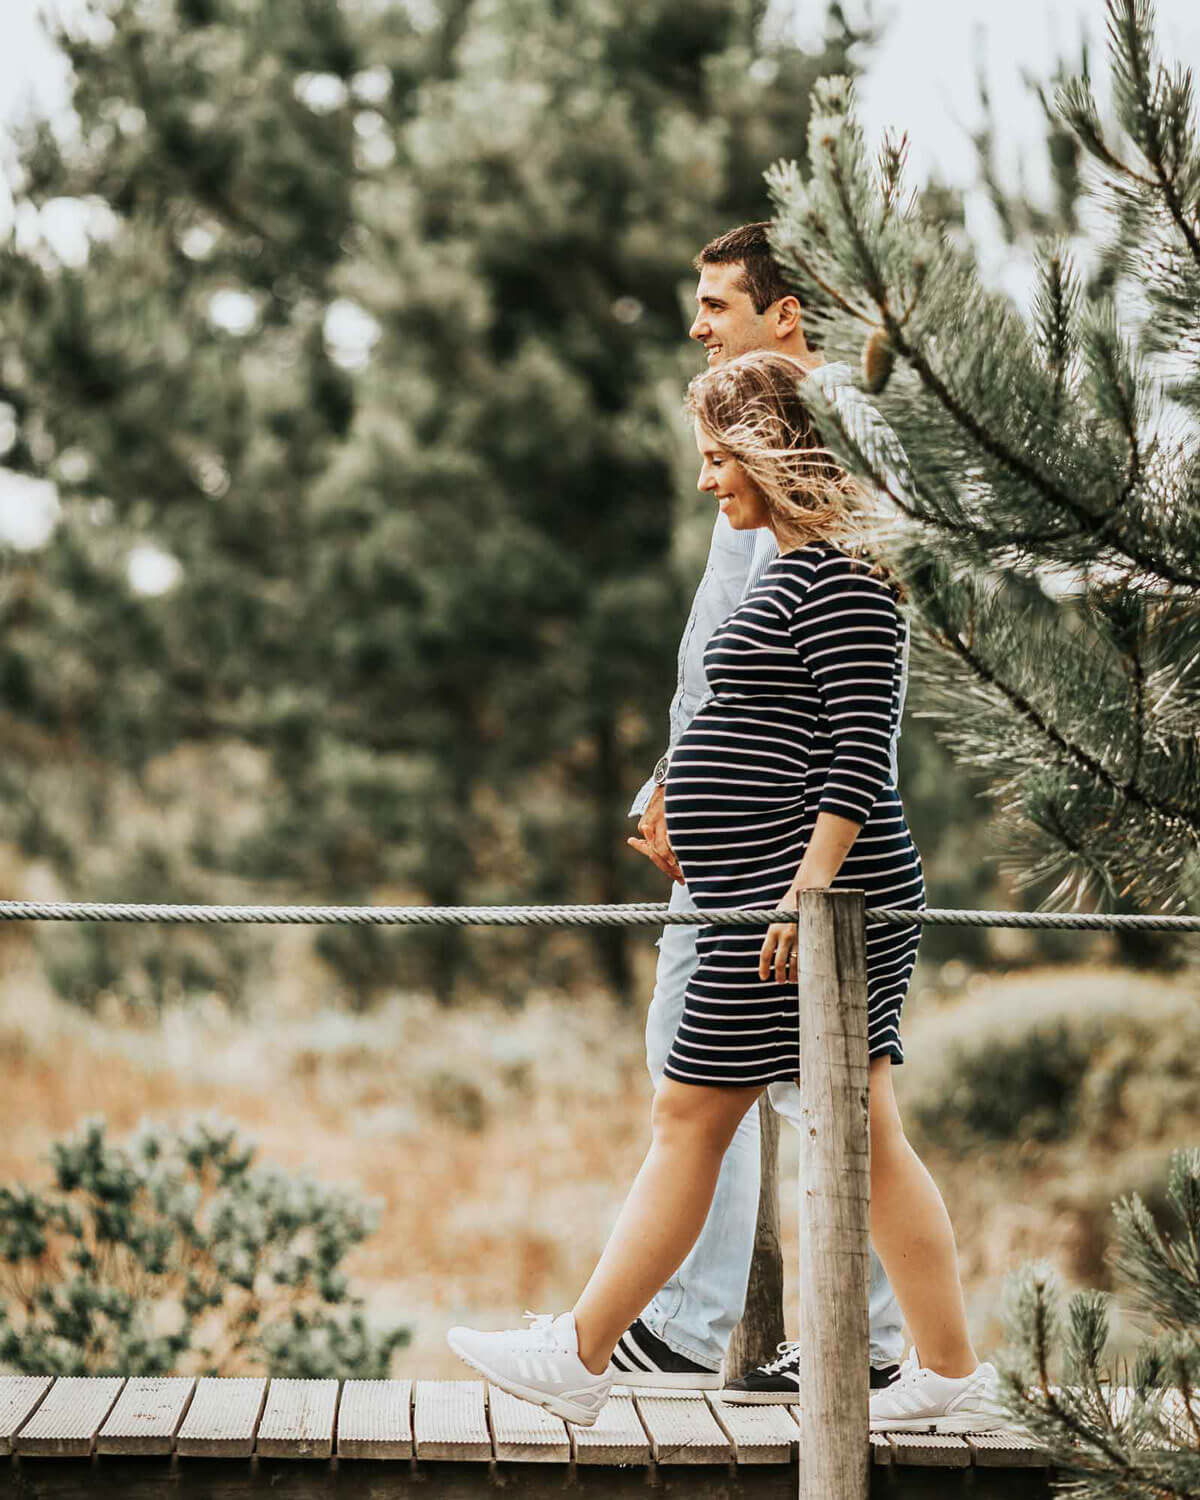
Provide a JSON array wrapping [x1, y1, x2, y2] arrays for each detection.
[[868, 1056, 977, 1377], [572, 1079, 763, 1376]]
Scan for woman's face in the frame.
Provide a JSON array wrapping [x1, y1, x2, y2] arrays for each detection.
[[694, 419, 771, 531]]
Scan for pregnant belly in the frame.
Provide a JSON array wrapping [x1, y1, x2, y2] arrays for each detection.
[[665, 717, 808, 815], [663, 736, 811, 906]]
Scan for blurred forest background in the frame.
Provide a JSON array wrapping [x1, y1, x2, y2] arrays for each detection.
[[2, 0, 1143, 1015], [0, 0, 1195, 1380]]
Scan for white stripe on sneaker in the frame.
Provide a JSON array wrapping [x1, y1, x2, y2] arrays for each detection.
[[616, 1332, 656, 1372]]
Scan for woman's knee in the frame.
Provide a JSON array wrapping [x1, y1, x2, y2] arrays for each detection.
[[651, 1079, 758, 1153]]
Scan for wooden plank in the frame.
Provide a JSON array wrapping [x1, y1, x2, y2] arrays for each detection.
[[0, 1375, 53, 1456], [256, 1377, 339, 1459], [571, 1392, 650, 1466], [413, 1380, 490, 1462], [784, 1397, 892, 1465], [967, 1429, 1050, 1466], [337, 1379, 412, 1459], [487, 1387, 569, 1462], [176, 1376, 266, 1457], [634, 1392, 731, 1464], [885, 1431, 971, 1466], [96, 1375, 194, 1455], [15, 1375, 124, 1456], [706, 1393, 797, 1463]]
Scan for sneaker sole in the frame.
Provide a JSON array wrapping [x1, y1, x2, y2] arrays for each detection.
[[721, 1389, 799, 1405], [869, 1412, 1009, 1435], [611, 1372, 722, 1391], [446, 1331, 605, 1428]]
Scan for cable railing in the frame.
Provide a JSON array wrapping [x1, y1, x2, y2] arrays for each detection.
[[0, 898, 1195, 930]]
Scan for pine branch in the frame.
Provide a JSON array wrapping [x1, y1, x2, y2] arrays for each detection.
[[913, 576, 1200, 838], [809, 380, 1137, 555], [1107, 0, 1200, 273], [1077, 302, 1147, 554], [876, 129, 911, 224], [1057, 75, 1160, 189], [1000, 1269, 1200, 1496], [817, 133, 1200, 590], [1177, 1354, 1200, 1450], [1025, 1275, 1141, 1481], [1032, 244, 1079, 423]]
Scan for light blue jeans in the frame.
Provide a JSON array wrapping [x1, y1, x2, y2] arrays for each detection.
[[640, 880, 907, 1372]]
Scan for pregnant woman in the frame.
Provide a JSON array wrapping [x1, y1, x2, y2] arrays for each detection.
[[449, 350, 1003, 1434]]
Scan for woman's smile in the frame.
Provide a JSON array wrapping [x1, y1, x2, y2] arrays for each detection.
[[694, 418, 771, 530]]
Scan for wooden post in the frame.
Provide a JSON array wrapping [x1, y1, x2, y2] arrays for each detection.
[[725, 1097, 785, 1381], [795, 888, 870, 1500]]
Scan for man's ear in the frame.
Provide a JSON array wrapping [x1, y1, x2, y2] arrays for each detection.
[[773, 295, 804, 340]]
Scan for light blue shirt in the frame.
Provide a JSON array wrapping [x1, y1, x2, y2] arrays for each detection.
[[630, 361, 911, 817]]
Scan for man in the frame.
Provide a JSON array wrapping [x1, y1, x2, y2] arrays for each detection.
[[614, 221, 909, 1402]]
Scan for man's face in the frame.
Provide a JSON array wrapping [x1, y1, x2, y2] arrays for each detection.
[[688, 261, 767, 366]]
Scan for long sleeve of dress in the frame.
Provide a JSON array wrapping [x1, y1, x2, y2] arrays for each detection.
[[784, 550, 902, 827]]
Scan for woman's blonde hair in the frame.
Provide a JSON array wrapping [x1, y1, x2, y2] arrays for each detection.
[[685, 350, 903, 598]]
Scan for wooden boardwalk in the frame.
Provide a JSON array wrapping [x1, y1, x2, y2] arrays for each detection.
[[0, 1373, 1054, 1497]]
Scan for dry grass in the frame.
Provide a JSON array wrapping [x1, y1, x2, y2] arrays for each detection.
[[0, 949, 1194, 1377], [0, 948, 655, 1378]]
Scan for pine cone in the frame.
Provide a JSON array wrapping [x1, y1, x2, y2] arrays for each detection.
[[861, 325, 895, 394]]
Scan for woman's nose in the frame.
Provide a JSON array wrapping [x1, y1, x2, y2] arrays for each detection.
[[697, 467, 715, 492]]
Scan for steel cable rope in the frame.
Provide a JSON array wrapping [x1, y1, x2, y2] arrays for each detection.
[[0, 900, 1195, 930]]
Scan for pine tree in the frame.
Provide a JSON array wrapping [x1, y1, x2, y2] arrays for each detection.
[[769, 2, 1200, 1487], [768, 0, 1200, 927], [998, 1150, 1200, 1494]]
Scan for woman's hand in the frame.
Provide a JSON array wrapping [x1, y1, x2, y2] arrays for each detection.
[[758, 877, 828, 983]]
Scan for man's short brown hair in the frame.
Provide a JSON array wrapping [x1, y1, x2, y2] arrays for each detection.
[[694, 221, 797, 315]]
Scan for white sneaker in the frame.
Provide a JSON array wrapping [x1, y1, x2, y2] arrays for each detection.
[[868, 1348, 1008, 1433], [447, 1310, 613, 1427]]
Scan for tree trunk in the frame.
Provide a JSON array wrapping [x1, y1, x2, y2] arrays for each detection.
[[724, 1096, 785, 1381]]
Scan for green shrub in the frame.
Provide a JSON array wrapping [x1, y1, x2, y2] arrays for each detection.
[[900, 973, 1200, 1160], [911, 1021, 1096, 1148], [0, 1115, 409, 1377]]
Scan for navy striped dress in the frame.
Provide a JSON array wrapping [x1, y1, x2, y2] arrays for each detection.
[[662, 539, 925, 1087]]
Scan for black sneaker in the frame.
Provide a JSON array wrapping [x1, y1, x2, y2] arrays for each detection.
[[722, 1342, 902, 1404], [607, 1317, 722, 1390]]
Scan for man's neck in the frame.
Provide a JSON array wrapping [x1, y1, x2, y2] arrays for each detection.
[[771, 334, 823, 372]]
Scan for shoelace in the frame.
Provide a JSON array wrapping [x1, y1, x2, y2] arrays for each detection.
[[897, 1348, 921, 1380], [881, 1351, 932, 1413], [522, 1310, 559, 1350], [762, 1340, 803, 1376]]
